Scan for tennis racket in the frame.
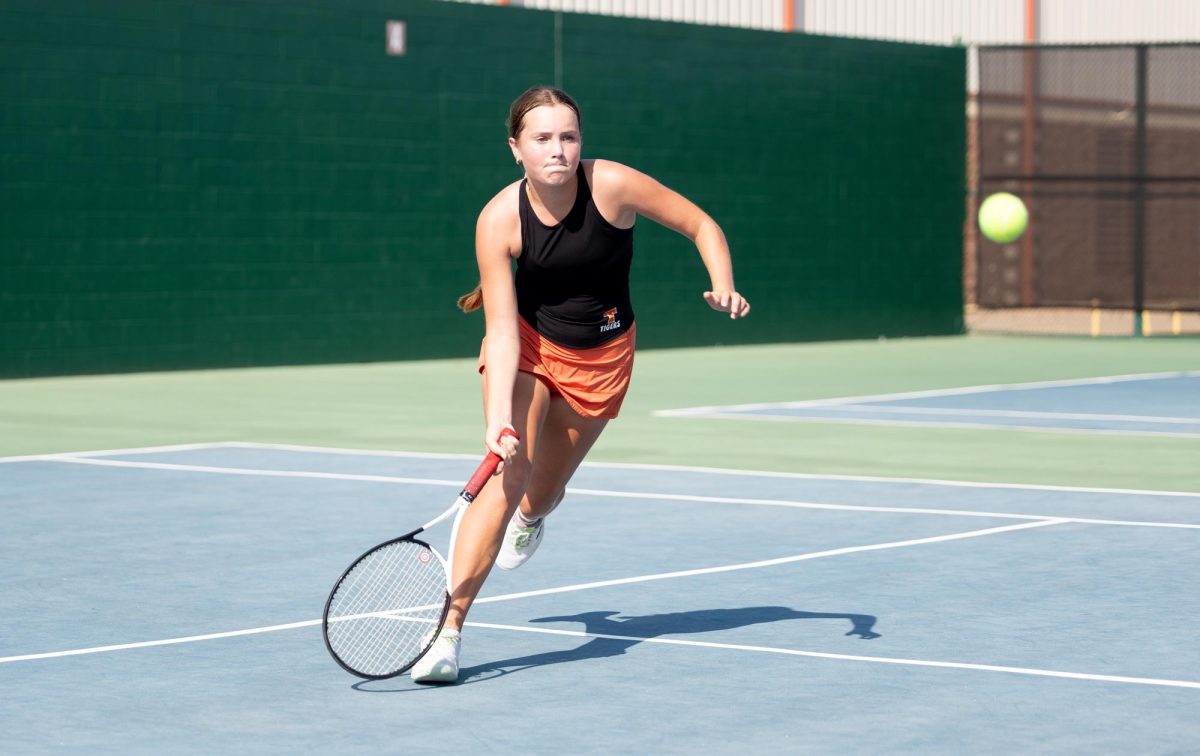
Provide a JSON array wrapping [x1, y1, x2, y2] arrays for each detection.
[[322, 428, 518, 679]]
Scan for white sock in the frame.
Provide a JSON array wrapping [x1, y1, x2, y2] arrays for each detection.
[[514, 509, 541, 527]]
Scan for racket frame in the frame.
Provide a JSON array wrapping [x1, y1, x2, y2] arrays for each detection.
[[321, 529, 451, 680]]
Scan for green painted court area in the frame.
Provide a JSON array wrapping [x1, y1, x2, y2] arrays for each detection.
[[3, 335, 1198, 491]]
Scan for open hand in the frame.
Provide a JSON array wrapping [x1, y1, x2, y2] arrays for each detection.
[[703, 290, 751, 319]]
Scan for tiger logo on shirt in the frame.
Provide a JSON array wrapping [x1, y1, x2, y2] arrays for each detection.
[[599, 308, 622, 333]]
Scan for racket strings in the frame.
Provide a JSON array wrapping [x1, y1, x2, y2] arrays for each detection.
[[330, 545, 444, 672], [339, 566, 437, 664], [334, 543, 441, 637], [326, 540, 448, 676]]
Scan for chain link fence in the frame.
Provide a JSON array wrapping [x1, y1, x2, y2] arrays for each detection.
[[969, 44, 1200, 336]]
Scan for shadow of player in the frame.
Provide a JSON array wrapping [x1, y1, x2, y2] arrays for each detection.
[[455, 605, 880, 684]]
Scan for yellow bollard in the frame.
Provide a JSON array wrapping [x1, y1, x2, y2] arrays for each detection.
[[1173, 311, 1182, 336], [1090, 308, 1101, 338]]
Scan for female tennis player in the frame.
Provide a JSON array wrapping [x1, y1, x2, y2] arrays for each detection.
[[411, 86, 751, 682]]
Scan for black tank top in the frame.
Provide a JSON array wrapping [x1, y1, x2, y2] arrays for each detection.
[[515, 163, 635, 349]]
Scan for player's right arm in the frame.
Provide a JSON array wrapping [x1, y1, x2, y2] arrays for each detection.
[[476, 185, 522, 463]]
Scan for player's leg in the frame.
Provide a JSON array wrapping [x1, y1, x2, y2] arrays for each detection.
[[525, 396, 609, 517], [444, 370, 550, 631], [496, 396, 609, 570], [411, 371, 551, 682]]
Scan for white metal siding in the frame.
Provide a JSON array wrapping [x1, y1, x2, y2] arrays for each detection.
[[482, 0, 1030, 42], [797, 0, 1027, 92], [1039, 0, 1200, 43], [514, 0, 782, 29], [440, 1, 1200, 44], [802, 0, 1023, 45]]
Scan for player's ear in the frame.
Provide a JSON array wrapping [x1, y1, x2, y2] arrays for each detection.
[[508, 137, 521, 166]]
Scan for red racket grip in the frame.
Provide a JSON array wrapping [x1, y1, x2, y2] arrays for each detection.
[[462, 427, 520, 500]]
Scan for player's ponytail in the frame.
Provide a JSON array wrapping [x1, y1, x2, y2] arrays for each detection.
[[457, 283, 483, 312]]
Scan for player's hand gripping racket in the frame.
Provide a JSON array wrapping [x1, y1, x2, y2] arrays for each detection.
[[322, 428, 518, 679]]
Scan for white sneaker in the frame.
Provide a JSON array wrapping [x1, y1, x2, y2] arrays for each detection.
[[410, 628, 461, 684], [495, 514, 544, 571]]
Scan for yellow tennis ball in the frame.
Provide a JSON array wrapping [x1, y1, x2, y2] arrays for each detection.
[[978, 192, 1028, 243]]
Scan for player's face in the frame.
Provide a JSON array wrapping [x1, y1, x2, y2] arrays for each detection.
[[509, 104, 581, 186]]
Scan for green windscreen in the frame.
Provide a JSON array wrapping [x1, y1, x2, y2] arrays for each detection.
[[1, 0, 965, 377]]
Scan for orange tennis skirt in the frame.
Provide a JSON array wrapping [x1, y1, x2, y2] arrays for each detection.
[[478, 318, 636, 419]]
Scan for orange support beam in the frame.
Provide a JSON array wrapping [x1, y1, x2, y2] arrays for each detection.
[[1021, 0, 1037, 305]]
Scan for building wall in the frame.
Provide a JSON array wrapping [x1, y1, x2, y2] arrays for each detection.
[[1038, 0, 1200, 44], [459, 1, 1200, 91], [801, 0, 1200, 45], [474, 0, 1200, 44], [515, 0, 783, 30]]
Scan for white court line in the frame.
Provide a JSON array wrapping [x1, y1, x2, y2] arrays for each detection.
[[573, 459, 1200, 499], [553, 490, 1200, 531], [38, 456, 1200, 529], [654, 411, 1200, 440], [7, 440, 1199, 498], [0, 519, 1061, 666], [5, 445, 1196, 689], [471, 520, 1068, 603], [652, 370, 1200, 439], [50, 455, 465, 488], [795, 404, 1200, 425], [231, 442, 1200, 497], [464, 621, 1200, 691], [12, 519, 1200, 690], [224, 441, 482, 461], [0, 620, 322, 664], [18, 439, 1200, 498], [654, 370, 1200, 415], [0, 441, 240, 464]]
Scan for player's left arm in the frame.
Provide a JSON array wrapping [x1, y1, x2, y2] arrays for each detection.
[[602, 160, 750, 319]]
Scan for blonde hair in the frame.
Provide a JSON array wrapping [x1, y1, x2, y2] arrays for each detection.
[[458, 86, 582, 314]]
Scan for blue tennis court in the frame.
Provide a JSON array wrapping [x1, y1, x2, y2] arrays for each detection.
[[657, 371, 1200, 437], [4, 442, 1199, 752]]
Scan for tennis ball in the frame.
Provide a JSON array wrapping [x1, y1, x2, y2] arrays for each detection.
[[978, 192, 1028, 243]]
